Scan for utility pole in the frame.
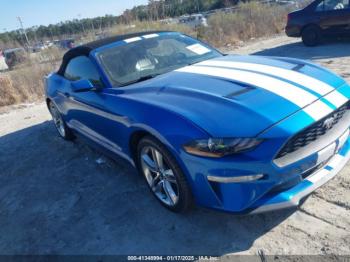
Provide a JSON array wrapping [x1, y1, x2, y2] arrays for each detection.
[[99, 17, 102, 33], [196, 0, 200, 13], [77, 14, 86, 34], [161, 0, 165, 18], [90, 20, 95, 32], [17, 16, 30, 46], [49, 28, 54, 41], [32, 26, 38, 43]]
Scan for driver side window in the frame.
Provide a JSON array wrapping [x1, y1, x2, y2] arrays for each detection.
[[64, 56, 104, 87], [316, 0, 349, 11]]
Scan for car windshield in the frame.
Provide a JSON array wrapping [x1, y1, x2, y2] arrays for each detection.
[[95, 33, 222, 87]]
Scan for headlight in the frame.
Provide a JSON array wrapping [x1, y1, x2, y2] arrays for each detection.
[[183, 138, 263, 158]]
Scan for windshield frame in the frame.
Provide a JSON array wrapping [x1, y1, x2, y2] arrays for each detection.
[[92, 32, 223, 88]]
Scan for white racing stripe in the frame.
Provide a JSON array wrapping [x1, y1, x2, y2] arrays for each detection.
[[142, 33, 159, 39], [303, 100, 333, 121], [176, 65, 332, 120], [323, 90, 348, 108], [199, 60, 348, 108], [124, 37, 142, 43]]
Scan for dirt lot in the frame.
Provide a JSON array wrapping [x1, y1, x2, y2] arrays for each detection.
[[0, 35, 349, 257]]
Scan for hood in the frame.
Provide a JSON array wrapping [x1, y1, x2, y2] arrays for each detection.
[[117, 55, 347, 137]]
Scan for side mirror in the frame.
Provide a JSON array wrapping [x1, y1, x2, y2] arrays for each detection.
[[71, 79, 95, 92]]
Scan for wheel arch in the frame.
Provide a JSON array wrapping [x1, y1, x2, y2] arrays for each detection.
[[301, 23, 321, 34], [46, 97, 52, 109], [127, 123, 198, 189], [128, 127, 181, 166], [129, 129, 150, 164]]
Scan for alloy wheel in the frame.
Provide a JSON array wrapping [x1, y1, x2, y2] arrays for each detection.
[[140, 146, 179, 206], [49, 103, 66, 137]]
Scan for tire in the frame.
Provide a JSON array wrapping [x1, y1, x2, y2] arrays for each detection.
[[301, 25, 321, 47], [136, 136, 193, 212], [48, 101, 75, 140]]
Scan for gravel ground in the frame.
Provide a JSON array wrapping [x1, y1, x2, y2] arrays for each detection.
[[0, 35, 349, 257]]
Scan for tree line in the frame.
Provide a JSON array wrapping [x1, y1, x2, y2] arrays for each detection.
[[0, 0, 246, 45], [124, 0, 244, 21]]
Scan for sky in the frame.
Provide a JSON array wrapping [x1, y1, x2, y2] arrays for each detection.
[[0, 0, 149, 32]]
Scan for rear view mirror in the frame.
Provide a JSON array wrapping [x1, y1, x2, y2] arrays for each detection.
[[71, 79, 95, 92]]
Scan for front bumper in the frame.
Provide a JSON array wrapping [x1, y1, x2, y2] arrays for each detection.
[[250, 138, 350, 214], [285, 25, 301, 37], [181, 131, 350, 214]]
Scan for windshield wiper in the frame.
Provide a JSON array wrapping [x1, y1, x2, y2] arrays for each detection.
[[122, 74, 160, 86], [186, 61, 201, 66]]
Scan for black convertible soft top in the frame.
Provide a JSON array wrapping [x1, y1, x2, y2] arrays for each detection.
[[57, 31, 171, 76]]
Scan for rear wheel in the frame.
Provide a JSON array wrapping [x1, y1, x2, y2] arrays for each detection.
[[301, 25, 321, 47], [137, 136, 193, 212], [48, 102, 74, 140]]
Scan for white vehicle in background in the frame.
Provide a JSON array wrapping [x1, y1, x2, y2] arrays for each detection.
[[44, 40, 54, 48], [32, 43, 48, 53], [160, 18, 177, 25], [179, 14, 208, 28], [262, 0, 299, 7], [0, 50, 9, 72]]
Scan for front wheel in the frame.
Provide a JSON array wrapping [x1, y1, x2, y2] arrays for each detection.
[[48, 102, 75, 140], [301, 26, 321, 47], [137, 136, 193, 212]]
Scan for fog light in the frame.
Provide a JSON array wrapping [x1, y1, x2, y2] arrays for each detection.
[[207, 174, 264, 183]]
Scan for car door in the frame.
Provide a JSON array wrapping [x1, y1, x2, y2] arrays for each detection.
[[316, 0, 350, 35], [62, 56, 127, 158]]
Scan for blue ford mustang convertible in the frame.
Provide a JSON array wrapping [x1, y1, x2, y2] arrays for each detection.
[[46, 31, 350, 213]]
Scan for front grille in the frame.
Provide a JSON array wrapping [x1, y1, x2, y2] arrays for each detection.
[[276, 102, 349, 159]]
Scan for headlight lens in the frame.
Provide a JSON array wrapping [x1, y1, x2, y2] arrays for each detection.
[[183, 138, 263, 158]]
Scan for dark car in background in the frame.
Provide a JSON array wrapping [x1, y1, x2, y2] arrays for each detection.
[[4, 48, 28, 70], [286, 0, 350, 46], [58, 39, 75, 49]]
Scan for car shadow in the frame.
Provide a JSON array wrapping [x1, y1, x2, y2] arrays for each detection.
[[253, 37, 350, 60], [0, 121, 294, 255]]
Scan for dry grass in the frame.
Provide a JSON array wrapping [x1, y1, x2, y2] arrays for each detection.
[[0, 63, 57, 107], [0, 1, 292, 107], [0, 49, 61, 107], [110, 21, 196, 37], [201, 1, 290, 47]]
